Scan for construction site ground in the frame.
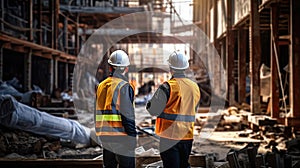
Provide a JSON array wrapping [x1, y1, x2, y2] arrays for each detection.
[[134, 104, 287, 162]]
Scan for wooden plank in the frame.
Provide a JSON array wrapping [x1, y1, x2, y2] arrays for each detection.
[[0, 34, 77, 61], [249, 0, 261, 114]]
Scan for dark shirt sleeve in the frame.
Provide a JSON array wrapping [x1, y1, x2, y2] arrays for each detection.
[[119, 83, 137, 137], [146, 83, 170, 116]]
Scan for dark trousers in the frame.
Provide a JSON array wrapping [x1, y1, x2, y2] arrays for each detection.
[[160, 138, 193, 168], [102, 142, 135, 168]]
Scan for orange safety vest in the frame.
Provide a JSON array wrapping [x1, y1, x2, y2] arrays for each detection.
[[155, 78, 200, 140], [95, 77, 129, 136]]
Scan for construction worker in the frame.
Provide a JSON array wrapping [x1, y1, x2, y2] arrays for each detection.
[[95, 49, 136, 168], [146, 51, 200, 168]]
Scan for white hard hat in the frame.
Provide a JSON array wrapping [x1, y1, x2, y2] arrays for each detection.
[[168, 51, 189, 70], [108, 50, 130, 67]]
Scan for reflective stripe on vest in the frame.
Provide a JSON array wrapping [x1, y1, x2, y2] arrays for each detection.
[[155, 78, 200, 140], [95, 77, 128, 136], [157, 113, 195, 122]]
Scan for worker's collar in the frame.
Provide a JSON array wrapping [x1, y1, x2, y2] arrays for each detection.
[[171, 72, 186, 78], [110, 71, 128, 81]]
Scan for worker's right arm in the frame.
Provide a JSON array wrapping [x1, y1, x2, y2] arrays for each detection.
[[146, 83, 169, 116]]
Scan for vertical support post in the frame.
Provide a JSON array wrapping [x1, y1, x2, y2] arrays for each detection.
[[54, 57, 58, 90], [0, 45, 3, 81], [213, 0, 221, 96], [63, 14, 68, 53], [270, 4, 280, 118], [290, 0, 300, 118], [28, 0, 33, 42], [65, 61, 69, 89], [249, 0, 261, 114], [226, 0, 236, 106], [0, 0, 4, 31], [51, 0, 59, 49], [24, 49, 32, 91], [54, 0, 59, 49], [50, 0, 54, 49], [75, 13, 80, 55], [238, 27, 247, 104], [50, 58, 54, 94], [213, 0, 218, 43], [37, 0, 43, 45]]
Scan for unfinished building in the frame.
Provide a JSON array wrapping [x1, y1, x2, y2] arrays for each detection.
[[0, 0, 300, 167]]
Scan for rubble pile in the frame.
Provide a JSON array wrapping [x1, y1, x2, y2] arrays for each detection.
[[227, 139, 300, 168], [0, 126, 102, 159]]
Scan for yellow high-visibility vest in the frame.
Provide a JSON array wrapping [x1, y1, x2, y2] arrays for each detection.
[[155, 78, 200, 140], [95, 77, 129, 136]]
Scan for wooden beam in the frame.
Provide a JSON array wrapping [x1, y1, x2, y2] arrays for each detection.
[[28, 0, 33, 42], [24, 49, 32, 91], [238, 27, 247, 104], [290, 0, 300, 118], [50, 58, 54, 94], [63, 13, 68, 53], [65, 61, 69, 89], [226, 0, 236, 106], [0, 34, 77, 61], [75, 13, 80, 55], [270, 3, 280, 118], [37, 0, 43, 45], [250, 0, 261, 114], [53, 56, 58, 89], [0, 45, 3, 81], [0, 0, 4, 31]]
